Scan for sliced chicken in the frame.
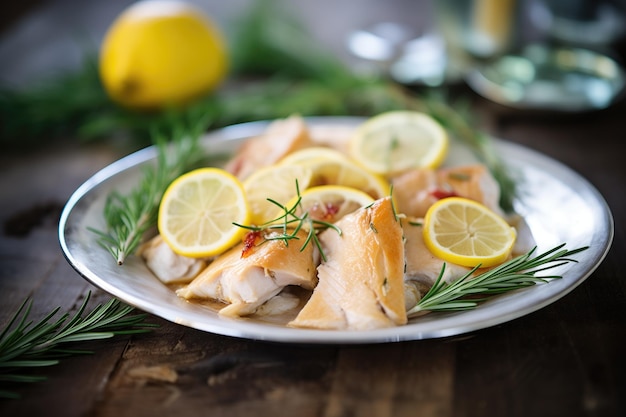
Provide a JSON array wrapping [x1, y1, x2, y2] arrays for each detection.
[[391, 164, 503, 218], [391, 168, 438, 219], [308, 124, 356, 154], [253, 290, 301, 317], [289, 197, 407, 330], [400, 218, 473, 310], [139, 235, 207, 284], [177, 230, 319, 317], [225, 114, 314, 180]]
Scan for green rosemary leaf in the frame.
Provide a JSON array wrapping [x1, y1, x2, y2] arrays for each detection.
[[423, 301, 479, 311], [0, 374, 49, 383], [0, 360, 59, 368], [51, 333, 117, 343], [0, 389, 21, 399], [0, 298, 30, 343]]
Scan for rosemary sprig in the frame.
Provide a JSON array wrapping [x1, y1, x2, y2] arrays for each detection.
[[0, 291, 156, 399], [407, 244, 589, 317], [89, 113, 211, 264], [234, 182, 342, 262]]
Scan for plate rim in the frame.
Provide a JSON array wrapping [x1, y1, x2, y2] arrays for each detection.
[[58, 116, 614, 344]]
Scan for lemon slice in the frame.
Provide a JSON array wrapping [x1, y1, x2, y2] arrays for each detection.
[[243, 164, 313, 225], [158, 168, 250, 257], [284, 185, 375, 223], [349, 111, 449, 176], [423, 197, 516, 267]]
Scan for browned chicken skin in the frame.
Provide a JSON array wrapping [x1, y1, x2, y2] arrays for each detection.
[[225, 115, 314, 180]]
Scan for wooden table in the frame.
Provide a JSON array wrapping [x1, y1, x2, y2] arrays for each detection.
[[2, 2, 626, 417]]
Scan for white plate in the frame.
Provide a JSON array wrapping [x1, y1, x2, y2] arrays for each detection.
[[59, 117, 613, 344]]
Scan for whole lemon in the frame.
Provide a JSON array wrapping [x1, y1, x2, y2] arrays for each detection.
[[99, 0, 228, 109]]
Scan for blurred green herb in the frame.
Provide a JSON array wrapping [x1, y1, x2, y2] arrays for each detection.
[[0, 291, 156, 399], [0, 0, 517, 213], [0, 51, 176, 147]]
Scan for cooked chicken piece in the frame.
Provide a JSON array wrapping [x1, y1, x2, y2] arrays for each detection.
[[253, 290, 301, 317], [308, 124, 356, 154], [225, 115, 314, 180], [391, 169, 438, 219], [391, 164, 503, 218], [400, 218, 473, 306], [438, 165, 503, 215], [289, 197, 406, 330], [139, 235, 207, 284], [177, 230, 319, 317]]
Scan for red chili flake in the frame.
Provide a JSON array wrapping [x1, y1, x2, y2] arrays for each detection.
[[430, 189, 458, 200], [241, 230, 261, 258]]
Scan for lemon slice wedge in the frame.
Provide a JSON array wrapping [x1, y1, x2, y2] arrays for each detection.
[[349, 111, 448, 176], [283, 185, 375, 224], [423, 197, 516, 267], [243, 164, 313, 225], [158, 168, 250, 258]]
